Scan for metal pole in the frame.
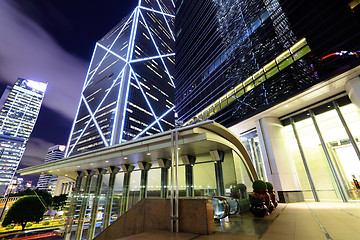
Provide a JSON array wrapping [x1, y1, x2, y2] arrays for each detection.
[[64, 173, 84, 240], [175, 130, 179, 233], [333, 101, 360, 161], [87, 169, 106, 240], [290, 118, 319, 202], [170, 131, 174, 232], [309, 110, 348, 202]]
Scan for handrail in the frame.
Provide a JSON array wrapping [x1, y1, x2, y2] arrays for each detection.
[[212, 196, 230, 220]]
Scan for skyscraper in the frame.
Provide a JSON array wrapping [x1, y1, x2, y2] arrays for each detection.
[[65, 0, 175, 157], [175, 0, 315, 126], [0, 78, 47, 196], [176, 0, 360, 202], [37, 145, 66, 195]]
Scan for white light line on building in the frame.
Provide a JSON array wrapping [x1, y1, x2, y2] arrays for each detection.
[[83, 44, 99, 90], [81, 95, 109, 147], [139, 10, 175, 88], [130, 53, 175, 63], [128, 7, 140, 61], [134, 105, 175, 140], [130, 66, 164, 132], [171, 0, 175, 8], [85, 11, 135, 88], [68, 70, 125, 156], [155, 0, 175, 41], [66, 45, 99, 156], [118, 64, 133, 143], [97, 43, 127, 63], [139, 6, 175, 18]]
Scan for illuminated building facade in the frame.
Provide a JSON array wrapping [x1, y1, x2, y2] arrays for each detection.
[[176, 0, 360, 202], [0, 78, 47, 196], [37, 145, 66, 195], [65, 0, 175, 157]]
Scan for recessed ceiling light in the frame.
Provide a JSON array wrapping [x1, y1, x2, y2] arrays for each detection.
[[147, 153, 151, 156], [285, 105, 289, 108], [106, 160, 109, 163], [77, 166, 80, 168], [124, 157, 128, 160], [90, 163, 93, 165]]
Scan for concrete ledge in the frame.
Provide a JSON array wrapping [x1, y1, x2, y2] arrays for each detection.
[[94, 198, 215, 240]]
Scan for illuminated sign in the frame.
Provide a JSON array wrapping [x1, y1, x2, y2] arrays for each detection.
[[24, 79, 47, 93], [58, 145, 66, 152]]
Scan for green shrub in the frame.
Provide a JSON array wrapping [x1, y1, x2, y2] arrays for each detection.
[[5, 224, 15, 230], [266, 182, 274, 190], [252, 180, 267, 190], [42, 221, 50, 226], [25, 222, 33, 227]]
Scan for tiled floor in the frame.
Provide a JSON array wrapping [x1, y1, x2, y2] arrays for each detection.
[[118, 202, 360, 240]]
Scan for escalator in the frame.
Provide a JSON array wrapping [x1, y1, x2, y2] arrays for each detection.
[[212, 197, 241, 219]]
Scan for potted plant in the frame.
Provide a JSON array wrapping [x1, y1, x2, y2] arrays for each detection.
[[252, 180, 271, 214], [266, 182, 278, 209], [249, 192, 267, 217]]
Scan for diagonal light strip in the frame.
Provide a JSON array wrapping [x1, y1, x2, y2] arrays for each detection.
[[170, 0, 175, 8], [85, 11, 135, 88], [155, 0, 175, 41], [130, 53, 175, 63], [118, 64, 133, 143], [139, 10, 175, 88], [128, 7, 140, 61], [68, 69, 125, 156], [139, 6, 175, 17], [130, 66, 164, 132], [133, 105, 175, 140], [81, 94, 109, 147], [97, 43, 127, 63], [82, 44, 98, 91]]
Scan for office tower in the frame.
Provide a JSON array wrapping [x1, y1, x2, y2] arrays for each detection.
[[175, 0, 315, 126], [176, 0, 360, 202], [0, 78, 47, 196], [65, 0, 175, 157], [37, 145, 66, 195]]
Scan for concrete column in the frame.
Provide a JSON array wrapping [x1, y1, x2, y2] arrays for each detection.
[[345, 76, 360, 109], [102, 166, 120, 230], [64, 172, 84, 240], [120, 164, 135, 215], [158, 159, 171, 198], [138, 162, 152, 200], [181, 155, 196, 197], [66, 183, 71, 194], [87, 168, 107, 240], [256, 117, 303, 203], [74, 170, 95, 240], [210, 150, 225, 196], [61, 183, 65, 195]]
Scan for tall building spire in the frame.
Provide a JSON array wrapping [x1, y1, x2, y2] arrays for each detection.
[[66, 0, 175, 157]]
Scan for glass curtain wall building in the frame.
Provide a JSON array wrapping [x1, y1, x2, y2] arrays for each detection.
[[176, 0, 360, 202], [37, 145, 66, 195], [65, 0, 175, 157], [0, 78, 47, 196]]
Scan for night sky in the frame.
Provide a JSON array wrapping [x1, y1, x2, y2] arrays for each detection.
[[0, 0, 137, 184]]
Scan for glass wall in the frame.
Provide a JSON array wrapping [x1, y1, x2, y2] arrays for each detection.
[[240, 131, 267, 181], [283, 98, 360, 202]]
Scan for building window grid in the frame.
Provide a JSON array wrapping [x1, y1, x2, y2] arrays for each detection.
[[186, 38, 311, 125]]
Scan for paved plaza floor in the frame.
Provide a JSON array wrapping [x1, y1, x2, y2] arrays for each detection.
[[118, 202, 360, 240]]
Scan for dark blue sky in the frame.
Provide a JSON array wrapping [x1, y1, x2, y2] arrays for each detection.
[[0, 0, 136, 184]]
